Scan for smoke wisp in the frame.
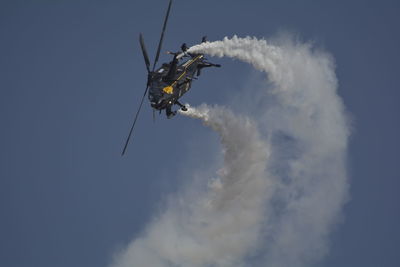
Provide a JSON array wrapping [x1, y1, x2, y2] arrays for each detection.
[[112, 36, 350, 267]]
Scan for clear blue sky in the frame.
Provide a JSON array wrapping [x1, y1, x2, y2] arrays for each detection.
[[1, 0, 399, 266]]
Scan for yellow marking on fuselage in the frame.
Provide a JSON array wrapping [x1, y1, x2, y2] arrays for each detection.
[[163, 86, 173, 94], [170, 55, 202, 88]]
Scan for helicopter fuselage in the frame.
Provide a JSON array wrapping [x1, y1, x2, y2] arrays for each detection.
[[121, 0, 221, 155], [148, 54, 204, 111]]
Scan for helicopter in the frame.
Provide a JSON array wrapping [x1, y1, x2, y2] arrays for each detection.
[[122, 0, 221, 155]]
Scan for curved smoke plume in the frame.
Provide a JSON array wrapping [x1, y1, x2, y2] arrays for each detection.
[[111, 36, 350, 267]]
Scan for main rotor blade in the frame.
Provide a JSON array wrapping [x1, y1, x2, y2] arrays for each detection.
[[139, 33, 151, 73], [152, 0, 173, 71], [121, 85, 149, 156]]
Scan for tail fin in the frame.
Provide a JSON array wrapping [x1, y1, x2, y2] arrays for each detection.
[[181, 43, 188, 52]]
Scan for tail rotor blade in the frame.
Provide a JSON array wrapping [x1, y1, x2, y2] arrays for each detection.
[[139, 33, 151, 73], [121, 85, 149, 156], [152, 0, 172, 71]]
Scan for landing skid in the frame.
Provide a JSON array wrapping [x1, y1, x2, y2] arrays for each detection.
[[176, 101, 187, 111]]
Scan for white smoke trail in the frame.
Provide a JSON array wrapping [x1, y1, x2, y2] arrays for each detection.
[[112, 36, 350, 267], [113, 104, 271, 267], [189, 36, 350, 266]]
